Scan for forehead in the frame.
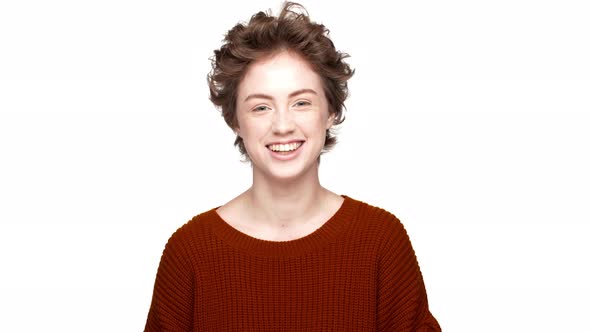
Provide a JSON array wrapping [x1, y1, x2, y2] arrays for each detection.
[[238, 51, 324, 100]]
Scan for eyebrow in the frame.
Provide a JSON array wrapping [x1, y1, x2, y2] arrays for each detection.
[[243, 88, 318, 102]]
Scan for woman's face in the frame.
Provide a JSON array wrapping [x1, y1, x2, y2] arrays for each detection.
[[235, 50, 334, 181]]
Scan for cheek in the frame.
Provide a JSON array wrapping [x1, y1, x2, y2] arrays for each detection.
[[239, 119, 268, 141], [298, 113, 330, 133]]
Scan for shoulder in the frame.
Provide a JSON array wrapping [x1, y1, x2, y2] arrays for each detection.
[[347, 196, 404, 230], [346, 196, 410, 248], [163, 207, 220, 253]]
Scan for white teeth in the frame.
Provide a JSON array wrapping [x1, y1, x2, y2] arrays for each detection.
[[268, 142, 303, 152]]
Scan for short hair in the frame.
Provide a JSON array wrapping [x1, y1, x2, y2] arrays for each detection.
[[207, 2, 354, 162]]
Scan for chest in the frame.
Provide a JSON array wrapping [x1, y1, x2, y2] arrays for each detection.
[[192, 250, 379, 330]]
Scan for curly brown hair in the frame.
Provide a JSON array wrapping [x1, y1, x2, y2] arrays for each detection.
[[207, 2, 354, 162]]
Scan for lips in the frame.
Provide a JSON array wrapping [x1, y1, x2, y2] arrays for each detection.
[[266, 140, 305, 160], [267, 141, 304, 152]]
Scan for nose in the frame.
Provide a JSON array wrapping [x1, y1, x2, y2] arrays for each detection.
[[271, 106, 295, 134]]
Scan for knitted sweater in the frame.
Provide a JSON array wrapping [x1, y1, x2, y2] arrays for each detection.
[[145, 195, 441, 331]]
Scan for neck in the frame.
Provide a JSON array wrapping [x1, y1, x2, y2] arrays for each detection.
[[245, 162, 328, 228]]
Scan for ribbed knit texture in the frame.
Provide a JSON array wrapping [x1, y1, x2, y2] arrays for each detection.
[[145, 195, 441, 331]]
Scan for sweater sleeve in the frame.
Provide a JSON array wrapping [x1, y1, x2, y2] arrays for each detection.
[[376, 215, 441, 331], [145, 229, 194, 332]]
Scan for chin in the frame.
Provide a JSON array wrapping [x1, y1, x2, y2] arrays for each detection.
[[266, 164, 306, 181], [258, 157, 318, 182]]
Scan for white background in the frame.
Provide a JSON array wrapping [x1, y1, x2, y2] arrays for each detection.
[[1, 0, 589, 331]]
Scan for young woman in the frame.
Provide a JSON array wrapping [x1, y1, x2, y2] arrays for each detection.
[[145, 2, 440, 331]]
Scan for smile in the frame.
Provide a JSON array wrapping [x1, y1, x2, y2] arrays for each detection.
[[267, 141, 304, 153]]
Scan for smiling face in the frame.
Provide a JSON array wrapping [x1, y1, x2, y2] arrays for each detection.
[[235, 50, 335, 181]]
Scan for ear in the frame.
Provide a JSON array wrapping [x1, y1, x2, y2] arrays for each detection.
[[326, 112, 336, 129], [232, 119, 241, 136]]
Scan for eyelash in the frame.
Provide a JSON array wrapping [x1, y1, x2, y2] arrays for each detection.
[[294, 101, 310, 107], [253, 105, 269, 112], [252, 101, 311, 112]]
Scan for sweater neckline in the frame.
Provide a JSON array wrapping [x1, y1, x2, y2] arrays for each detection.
[[207, 195, 358, 257]]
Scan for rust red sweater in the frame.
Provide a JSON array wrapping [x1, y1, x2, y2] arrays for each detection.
[[145, 195, 441, 331]]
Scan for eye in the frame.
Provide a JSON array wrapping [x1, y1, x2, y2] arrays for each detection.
[[253, 105, 270, 112], [293, 100, 311, 107]]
